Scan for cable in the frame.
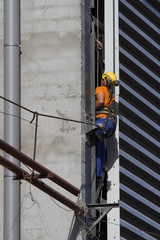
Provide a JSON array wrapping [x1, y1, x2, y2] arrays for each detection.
[[0, 96, 100, 129], [1, 96, 159, 238], [50, 195, 100, 239], [77, 215, 101, 240], [36, 198, 51, 236], [50, 197, 72, 212], [21, 192, 37, 209], [6, 192, 35, 240], [86, 214, 160, 237], [0, 110, 35, 125], [22, 188, 51, 236], [0, 96, 34, 114], [21, 163, 33, 173]]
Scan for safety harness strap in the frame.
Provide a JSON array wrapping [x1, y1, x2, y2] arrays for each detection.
[[95, 88, 116, 140], [96, 106, 115, 117]]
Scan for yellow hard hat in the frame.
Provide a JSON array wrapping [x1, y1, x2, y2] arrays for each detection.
[[102, 72, 119, 87]]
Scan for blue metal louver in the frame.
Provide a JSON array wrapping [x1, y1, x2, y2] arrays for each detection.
[[119, 0, 160, 239]]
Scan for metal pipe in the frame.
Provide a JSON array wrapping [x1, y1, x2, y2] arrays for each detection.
[[4, 0, 21, 239], [0, 155, 84, 214], [0, 139, 80, 196]]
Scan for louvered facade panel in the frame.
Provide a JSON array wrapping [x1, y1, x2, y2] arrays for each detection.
[[119, 1, 160, 239]]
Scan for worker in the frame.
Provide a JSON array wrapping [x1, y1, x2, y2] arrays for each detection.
[[95, 72, 119, 184]]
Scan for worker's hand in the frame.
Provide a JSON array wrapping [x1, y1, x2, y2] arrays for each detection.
[[95, 92, 105, 109], [96, 40, 103, 50]]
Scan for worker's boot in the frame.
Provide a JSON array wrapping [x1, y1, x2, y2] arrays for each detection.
[[96, 165, 108, 201], [96, 176, 104, 187], [102, 164, 108, 173], [102, 164, 108, 180]]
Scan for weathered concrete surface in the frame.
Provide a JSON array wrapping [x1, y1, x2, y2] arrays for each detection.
[[0, 0, 83, 239], [20, 1, 82, 239]]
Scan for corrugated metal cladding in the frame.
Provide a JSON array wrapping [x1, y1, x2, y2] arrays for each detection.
[[119, 0, 160, 239]]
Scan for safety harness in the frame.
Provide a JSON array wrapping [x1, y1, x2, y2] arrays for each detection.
[[95, 87, 116, 140]]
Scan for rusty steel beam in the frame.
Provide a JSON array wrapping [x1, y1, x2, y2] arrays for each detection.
[[0, 155, 86, 215], [0, 139, 80, 196], [13, 173, 53, 180]]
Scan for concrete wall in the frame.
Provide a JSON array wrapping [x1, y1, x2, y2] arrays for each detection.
[[0, 0, 83, 239]]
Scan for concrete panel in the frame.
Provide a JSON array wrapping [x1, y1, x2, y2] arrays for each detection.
[[20, 0, 82, 240], [0, 0, 83, 239]]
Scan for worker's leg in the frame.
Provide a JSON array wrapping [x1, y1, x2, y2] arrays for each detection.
[[104, 119, 114, 136], [96, 118, 114, 182], [95, 118, 106, 177], [101, 140, 106, 166], [96, 138, 107, 176], [96, 139, 103, 177]]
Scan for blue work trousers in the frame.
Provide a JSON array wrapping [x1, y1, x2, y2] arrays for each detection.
[[95, 117, 114, 177]]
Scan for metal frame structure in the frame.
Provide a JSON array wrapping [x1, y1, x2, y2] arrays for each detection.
[[0, 139, 88, 217], [82, 0, 96, 239], [105, 0, 120, 239], [83, 0, 120, 239]]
